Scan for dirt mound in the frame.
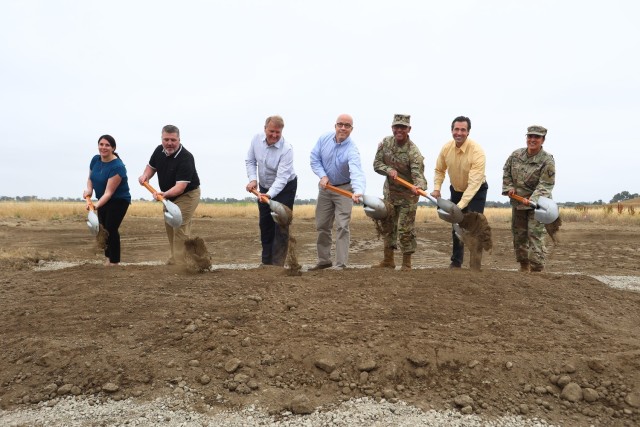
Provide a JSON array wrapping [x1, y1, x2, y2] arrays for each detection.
[[0, 216, 639, 426]]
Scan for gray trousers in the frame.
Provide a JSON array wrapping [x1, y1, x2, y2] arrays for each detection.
[[315, 184, 353, 267]]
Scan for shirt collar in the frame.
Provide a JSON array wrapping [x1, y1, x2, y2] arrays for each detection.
[[333, 134, 351, 145], [163, 144, 183, 158], [454, 138, 472, 153], [263, 135, 284, 148]]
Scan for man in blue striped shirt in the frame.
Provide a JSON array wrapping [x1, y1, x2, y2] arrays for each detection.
[[245, 115, 297, 266], [309, 114, 366, 270]]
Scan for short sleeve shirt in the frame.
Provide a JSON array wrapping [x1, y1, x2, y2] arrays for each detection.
[[148, 145, 200, 200]]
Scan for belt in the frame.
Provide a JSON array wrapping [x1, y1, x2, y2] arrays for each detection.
[[333, 181, 351, 186]]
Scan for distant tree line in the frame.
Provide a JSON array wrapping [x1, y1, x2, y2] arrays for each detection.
[[1, 193, 637, 206], [609, 191, 639, 203]]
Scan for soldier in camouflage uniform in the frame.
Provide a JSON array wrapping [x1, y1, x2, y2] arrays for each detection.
[[373, 114, 427, 270], [502, 125, 556, 272]]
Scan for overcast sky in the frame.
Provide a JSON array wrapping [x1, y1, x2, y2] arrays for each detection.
[[2, 0, 638, 203]]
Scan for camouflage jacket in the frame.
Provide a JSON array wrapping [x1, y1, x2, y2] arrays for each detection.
[[502, 148, 555, 208], [374, 136, 427, 204]]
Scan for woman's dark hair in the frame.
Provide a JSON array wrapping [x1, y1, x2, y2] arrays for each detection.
[[98, 134, 120, 158]]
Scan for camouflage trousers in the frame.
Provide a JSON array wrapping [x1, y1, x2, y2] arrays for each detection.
[[511, 207, 547, 267], [384, 200, 417, 254]]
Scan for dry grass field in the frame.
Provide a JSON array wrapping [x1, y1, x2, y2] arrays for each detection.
[[1, 200, 639, 225]]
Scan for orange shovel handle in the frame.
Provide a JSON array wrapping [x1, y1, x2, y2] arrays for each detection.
[[249, 188, 269, 203], [141, 181, 165, 201], [393, 176, 427, 197], [325, 184, 354, 199], [84, 195, 96, 211], [509, 194, 530, 206]]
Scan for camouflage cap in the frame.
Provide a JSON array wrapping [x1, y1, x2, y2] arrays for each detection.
[[392, 114, 411, 127], [526, 125, 547, 136]]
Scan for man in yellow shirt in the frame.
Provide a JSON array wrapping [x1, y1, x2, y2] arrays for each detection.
[[431, 116, 488, 268]]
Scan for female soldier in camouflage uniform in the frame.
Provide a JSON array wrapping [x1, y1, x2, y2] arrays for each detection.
[[502, 125, 556, 272]]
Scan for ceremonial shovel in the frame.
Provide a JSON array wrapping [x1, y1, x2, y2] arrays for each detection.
[[393, 176, 464, 224], [249, 189, 293, 227], [509, 194, 559, 224], [141, 182, 183, 229], [324, 184, 388, 220], [84, 196, 100, 236]]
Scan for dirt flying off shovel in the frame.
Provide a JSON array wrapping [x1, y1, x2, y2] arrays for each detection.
[[141, 182, 183, 229], [84, 196, 100, 236], [393, 176, 464, 224], [249, 189, 293, 227], [509, 194, 559, 224], [324, 184, 388, 220]]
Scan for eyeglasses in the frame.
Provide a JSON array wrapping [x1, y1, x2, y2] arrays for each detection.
[[336, 122, 353, 129]]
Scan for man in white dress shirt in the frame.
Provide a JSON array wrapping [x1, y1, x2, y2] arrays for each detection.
[[245, 115, 297, 266]]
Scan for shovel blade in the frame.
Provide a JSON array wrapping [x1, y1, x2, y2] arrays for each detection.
[[268, 199, 293, 227], [87, 211, 99, 236], [162, 200, 183, 229], [361, 195, 388, 220], [532, 196, 559, 224], [436, 199, 464, 224], [453, 223, 464, 240]]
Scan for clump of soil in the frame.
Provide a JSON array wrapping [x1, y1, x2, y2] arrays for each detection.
[[457, 212, 493, 271], [271, 202, 293, 228], [545, 216, 562, 244], [285, 234, 301, 276], [96, 225, 109, 250], [183, 237, 211, 273], [371, 200, 395, 239]]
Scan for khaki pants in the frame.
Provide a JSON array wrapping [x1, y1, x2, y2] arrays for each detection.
[[165, 187, 201, 262], [315, 184, 353, 267]]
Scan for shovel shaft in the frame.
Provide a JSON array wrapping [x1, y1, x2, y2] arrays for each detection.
[[84, 196, 96, 212], [393, 176, 427, 197], [250, 188, 269, 203], [141, 181, 166, 201], [393, 176, 439, 204], [325, 184, 354, 199], [509, 194, 534, 207]]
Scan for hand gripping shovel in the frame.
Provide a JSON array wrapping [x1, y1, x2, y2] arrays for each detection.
[[84, 196, 100, 236], [141, 182, 183, 229], [324, 184, 388, 220], [393, 176, 464, 224], [509, 194, 559, 224], [249, 189, 293, 227]]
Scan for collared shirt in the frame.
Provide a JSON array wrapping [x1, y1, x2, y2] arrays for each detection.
[[245, 133, 296, 199], [310, 132, 365, 194], [433, 137, 486, 209], [148, 144, 200, 200]]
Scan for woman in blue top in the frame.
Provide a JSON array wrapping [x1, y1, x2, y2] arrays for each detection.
[[83, 135, 131, 266]]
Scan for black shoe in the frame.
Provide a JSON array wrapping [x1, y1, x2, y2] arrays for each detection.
[[449, 262, 461, 269], [309, 263, 332, 271]]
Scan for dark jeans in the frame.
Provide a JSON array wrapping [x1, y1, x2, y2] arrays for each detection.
[[259, 177, 297, 266], [450, 182, 488, 266], [97, 198, 130, 263]]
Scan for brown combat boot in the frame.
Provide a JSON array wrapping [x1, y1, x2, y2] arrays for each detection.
[[519, 261, 530, 272], [530, 263, 544, 272], [372, 247, 395, 269], [401, 253, 412, 271]]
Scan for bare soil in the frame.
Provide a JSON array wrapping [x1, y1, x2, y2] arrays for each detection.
[[1, 214, 640, 426]]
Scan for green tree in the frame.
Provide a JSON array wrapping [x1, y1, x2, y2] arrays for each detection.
[[610, 191, 639, 203]]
